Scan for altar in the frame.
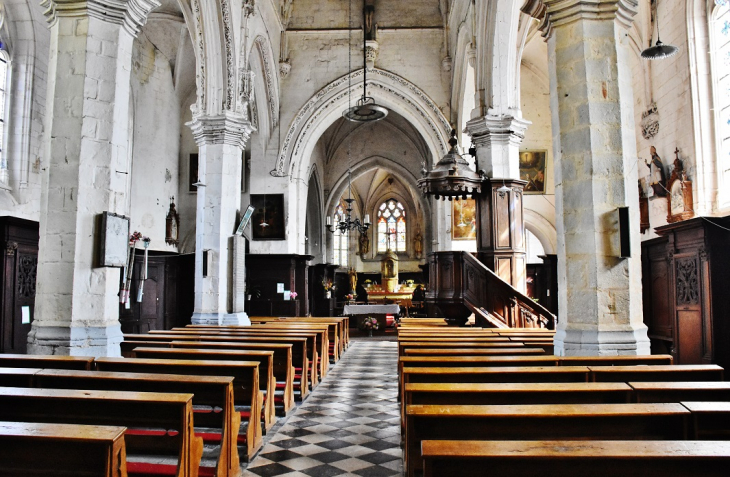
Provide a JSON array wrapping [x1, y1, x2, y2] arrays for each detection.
[[343, 304, 400, 331]]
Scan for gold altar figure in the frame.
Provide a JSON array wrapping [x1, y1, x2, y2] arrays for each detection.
[[381, 248, 399, 292]]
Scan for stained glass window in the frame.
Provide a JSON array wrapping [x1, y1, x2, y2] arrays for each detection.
[[0, 50, 7, 174], [376, 199, 406, 253], [713, 4, 730, 184], [332, 204, 348, 267]]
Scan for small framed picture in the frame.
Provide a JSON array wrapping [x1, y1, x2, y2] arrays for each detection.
[[98, 212, 129, 268], [519, 150, 547, 194], [251, 194, 286, 240], [452, 198, 477, 240]]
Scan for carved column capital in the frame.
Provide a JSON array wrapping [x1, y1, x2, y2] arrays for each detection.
[[521, 0, 638, 38], [41, 0, 160, 36], [465, 115, 531, 149], [187, 111, 254, 149]]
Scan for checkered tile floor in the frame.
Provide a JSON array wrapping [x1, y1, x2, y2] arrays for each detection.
[[243, 339, 402, 476]]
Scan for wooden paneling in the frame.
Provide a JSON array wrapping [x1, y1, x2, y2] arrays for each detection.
[[246, 254, 313, 317], [0, 217, 39, 354]]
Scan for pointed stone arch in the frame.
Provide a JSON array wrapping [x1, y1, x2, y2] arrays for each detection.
[[252, 35, 279, 130], [272, 68, 451, 179]]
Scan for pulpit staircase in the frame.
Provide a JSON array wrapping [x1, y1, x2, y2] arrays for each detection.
[[426, 251, 555, 329]]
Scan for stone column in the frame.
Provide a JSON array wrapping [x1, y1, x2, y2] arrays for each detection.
[[543, 0, 650, 355], [188, 113, 252, 326], [28, 0, 158, 357], [465, 116, 530, 293]]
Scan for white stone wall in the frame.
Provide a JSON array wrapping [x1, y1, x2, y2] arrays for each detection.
[[129, 32, 181, 252]]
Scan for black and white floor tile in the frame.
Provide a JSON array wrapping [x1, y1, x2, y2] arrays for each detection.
[[243, 339, 402, 476]]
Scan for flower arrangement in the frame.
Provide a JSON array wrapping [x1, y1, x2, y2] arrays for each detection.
[[359, 316, 380, 332], [345, 293, 356, 301], [322, 278, 335, 291], [290, 291, 298, 299]]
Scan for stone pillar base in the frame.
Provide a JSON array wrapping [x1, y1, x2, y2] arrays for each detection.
[[192, 312, 251, 326], [27, 324, 123, 357], [553, 324, 651, 357]]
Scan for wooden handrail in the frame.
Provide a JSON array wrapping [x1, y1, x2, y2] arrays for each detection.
[[425, 251, 555, 329], [462, 252, 555, 329]]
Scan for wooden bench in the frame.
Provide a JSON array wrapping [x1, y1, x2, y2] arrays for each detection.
[[405, 402, 690, 477], [169, 341, 295, 414], [420, 440, 730, 477], [25, 368, 250, 474], [248, 319, 347, 361], [682, 401, 730, 439], [0, 354, 94, 370], [0, 421, 128, 477], [401, 381, 632, 432], [559, 355, 674, 366], [94, 357, 263, 448], [162, 329, 323, 387], [0, 386, 203, 477], [589, 365, 724, 382], [631, 382, 730, 403], [403, 348, 544, 357], [397, 340, 515, 358], [124, 334, 311, 400], [248, 316, 350, 355], [131, 347, 277, 430]]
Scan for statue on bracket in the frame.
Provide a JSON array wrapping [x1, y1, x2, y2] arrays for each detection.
[[666, 148, 694, 224], [359, 231, 369, 257], [165, 197, 180, 246], [645, 146, 667, 197]]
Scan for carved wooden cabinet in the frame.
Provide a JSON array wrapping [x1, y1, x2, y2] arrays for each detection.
[[0, 217, 39, 354], [646, 217, 730, 369]]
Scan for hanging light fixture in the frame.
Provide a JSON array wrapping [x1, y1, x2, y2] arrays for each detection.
[[343, 0, 388, 122], [326, 170, 371, 235], [417, 129, 484, 200], [328, 0, 372, 235], [641, 0, 679, 60]]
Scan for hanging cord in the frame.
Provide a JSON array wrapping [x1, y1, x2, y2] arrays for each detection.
[[702, 217, 730, 233]]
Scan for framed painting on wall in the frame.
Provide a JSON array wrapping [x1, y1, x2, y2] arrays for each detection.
[[251, 194, 286, 240], [452, 198, 477, 240], [519, 150, 547, 194]]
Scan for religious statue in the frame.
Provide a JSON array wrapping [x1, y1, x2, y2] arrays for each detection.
[[359, 232, 369, 256], [645, 146, 667, 197], [413, 227, 423, 259], [348, 267, 358, 294], [364, 0, 376, 41]]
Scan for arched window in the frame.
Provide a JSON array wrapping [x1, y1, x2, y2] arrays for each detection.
[[711, 2, 730, 200], [0, 49, 8, 175], [377, 199, 406, 253], [332, 204, 348, 267]]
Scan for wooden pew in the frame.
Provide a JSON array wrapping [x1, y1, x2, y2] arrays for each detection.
[[248, 316, 350, 354], [420, 440, 730, 477], [124, 333, 310, 400], [404, 347, 544, 356], [130, 347, 277, 430], [0, 354, 94, 370], [168, 341, 295, 414], [94, 357, 263, 450], [560, 355, 673, 366], [631, 382, 730, 403], [405, 402, 690, 477], [0, 387, 203, 477], [0, 421, 129, 477], [161, 329, 323, 387], [24, 368, 250, 474], [247, 318, 347, 361], [682, 402, 730, 439], [402, 381, 633, 432], [397, 340, 514, 358], [589, 365, 724, 382]]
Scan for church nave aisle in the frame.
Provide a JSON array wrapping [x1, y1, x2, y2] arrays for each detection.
[[244, 340, 402, 476]]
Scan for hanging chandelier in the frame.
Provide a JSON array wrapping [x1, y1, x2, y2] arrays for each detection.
[[343, 0, 388, 122], [417, 130, 484, 200], [326, 169, 371, 235], [641, 0, 679, 60]]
